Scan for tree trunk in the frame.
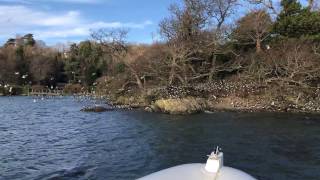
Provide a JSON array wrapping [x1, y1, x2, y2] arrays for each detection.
[[134, 73, 144, 90], [182, 62, 188, 86], [169, 57, 177, 85], [208, 55, 217, 82], [308, 0, 314, 9], [256, 38, 262, 53], [129, 66, 144, 90]]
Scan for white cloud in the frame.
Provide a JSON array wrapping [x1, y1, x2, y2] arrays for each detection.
[[0, 5, 153, 43], [0, 6, 81, 29], [39, 11, 81, 26], [0, 0, 102, 4], [35, 28, 89, 39], [90, 20, 153, 29], [61, 0, 104, 3], [48, 0, 101, 3], [36, 20, 153, 39]]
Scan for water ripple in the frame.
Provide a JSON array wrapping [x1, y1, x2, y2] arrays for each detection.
[[0, 97, 319, 180]]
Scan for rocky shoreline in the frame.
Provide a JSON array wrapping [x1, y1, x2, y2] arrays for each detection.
[[110, 96, 320, 115], [103, 81, 320, 115]]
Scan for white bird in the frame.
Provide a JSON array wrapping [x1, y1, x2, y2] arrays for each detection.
[[266, 45, 271, 50]]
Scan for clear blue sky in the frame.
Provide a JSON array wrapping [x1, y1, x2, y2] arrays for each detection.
[[0, 0, 180, 45]]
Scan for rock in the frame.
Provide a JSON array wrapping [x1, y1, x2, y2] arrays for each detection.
[[154, 97, 206, 115], [204, 110, 215, 114], [81, 106, 112, 112], [144, 106, 153, 112], [116, 96, 132, 105], [115, 95, 148, 108], [115, 105, 132, 110]]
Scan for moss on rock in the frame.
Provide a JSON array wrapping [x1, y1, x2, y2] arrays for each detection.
[[154, 97, 206, 115]]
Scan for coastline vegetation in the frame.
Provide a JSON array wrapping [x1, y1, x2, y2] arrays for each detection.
[[0, 0, 319, 114]]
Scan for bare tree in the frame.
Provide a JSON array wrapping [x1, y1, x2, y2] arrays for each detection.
[[91, 28, 128, 59], [308, 0, 314, 10], [249, 0, 318, 13], [91, 28, 130, 76], [91, 29, 145, 87], [0, 47, 17, 84], [206, 0, 238, 30], [309, 0, 320, 11], [246, 0, 279, 15], [233, 9, 272, 53], [160, 0, 239, 85], [262, 40, 320, 88], [27, 47, 57, 84], [92, 29, 167, 90], [122, 46, 146, 89], [160, 0, 207, 85], [122, 44, 171, 89]]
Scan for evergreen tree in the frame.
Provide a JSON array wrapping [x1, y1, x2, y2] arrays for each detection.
[[274, 0, 320, 39], [64, 42, 104, 86], [23, 34, 36, 46]]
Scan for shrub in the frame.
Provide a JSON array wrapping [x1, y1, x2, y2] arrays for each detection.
[[64, 84, 85, 94]]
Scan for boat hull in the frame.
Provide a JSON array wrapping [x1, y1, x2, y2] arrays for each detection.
[[138, 163, 256, 180]]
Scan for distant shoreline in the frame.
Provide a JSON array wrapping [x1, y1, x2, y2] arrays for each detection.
[[1, 94, 319, 115], [2, 81, 319, 115]]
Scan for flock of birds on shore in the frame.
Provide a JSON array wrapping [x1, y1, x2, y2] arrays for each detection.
[[152, 80, 264, 99], [3, 76, 319, 113], [151, 80, 320, 112], [30, 93, 111, 111]]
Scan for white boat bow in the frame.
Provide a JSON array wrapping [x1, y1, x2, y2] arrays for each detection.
[[138, 147, 256, 180]]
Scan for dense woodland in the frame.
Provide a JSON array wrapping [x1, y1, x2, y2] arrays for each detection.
[[0, 0, 319, 102]]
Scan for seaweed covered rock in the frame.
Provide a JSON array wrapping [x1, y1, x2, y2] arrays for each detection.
[[154, 97, 206, 115], [81, 106, 113, 112]]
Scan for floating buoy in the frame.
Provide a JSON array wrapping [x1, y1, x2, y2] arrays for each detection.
[[138, 147, 256, 180]]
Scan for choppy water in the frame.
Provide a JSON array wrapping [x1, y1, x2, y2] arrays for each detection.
[[0, 96, 319, 180]]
